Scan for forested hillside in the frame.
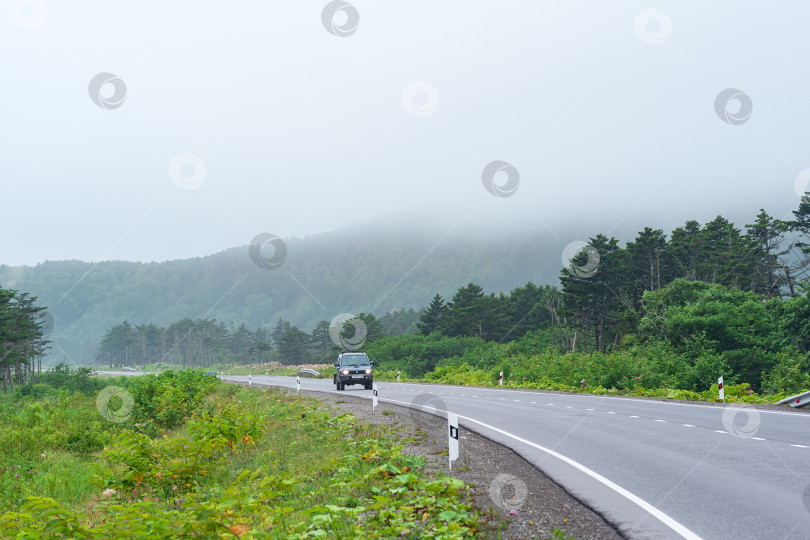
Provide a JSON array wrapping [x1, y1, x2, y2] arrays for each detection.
[[0, 218, 566, 364], [4, 201, 810, 372]]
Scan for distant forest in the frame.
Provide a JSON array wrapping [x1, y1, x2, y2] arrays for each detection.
[[89, 199, 810, 384], [94, 309, 420, 368], [0, 219, 567, 364]]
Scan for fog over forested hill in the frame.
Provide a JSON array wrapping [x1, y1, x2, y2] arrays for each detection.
[[2, 203, 794, 365], [0, 211, 578, 364]]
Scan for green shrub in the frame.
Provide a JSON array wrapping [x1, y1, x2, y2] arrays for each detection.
[[761, 348, 810, 395]]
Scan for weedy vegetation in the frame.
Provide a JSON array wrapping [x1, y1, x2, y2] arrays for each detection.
[[0, 368, 490, 538]]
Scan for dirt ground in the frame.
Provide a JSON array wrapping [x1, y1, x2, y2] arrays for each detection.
[[243, 381, 623, 540]]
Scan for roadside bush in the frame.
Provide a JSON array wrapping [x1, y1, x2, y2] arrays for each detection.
[[761, 348, 810, 395], [22, 364, 109, 396], [128, 369, 216, 431], [17, 383, 58, 400]]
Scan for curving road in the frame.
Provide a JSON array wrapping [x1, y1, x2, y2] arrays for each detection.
[[221, 375, 810, 540]]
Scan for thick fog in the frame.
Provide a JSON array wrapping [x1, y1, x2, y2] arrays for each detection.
[[2, 1, 810, 265]]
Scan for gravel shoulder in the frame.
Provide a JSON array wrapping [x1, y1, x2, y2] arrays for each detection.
[[241, 381, 623, 540]]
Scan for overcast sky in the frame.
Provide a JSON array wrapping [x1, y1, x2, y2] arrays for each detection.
[[2, 1, 810, 266]]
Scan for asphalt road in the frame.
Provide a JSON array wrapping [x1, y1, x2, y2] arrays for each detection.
[[220, 375, 810, 540]]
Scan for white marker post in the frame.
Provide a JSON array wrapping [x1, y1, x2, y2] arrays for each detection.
[[372, 383, 378, 411], [718, 376, 724, 403], [397, 370, 400, 382], [499, 372, 503, 387], [448, 412, 459, 469], [296, 375, 301, 392], [248, 374, 252, 386]]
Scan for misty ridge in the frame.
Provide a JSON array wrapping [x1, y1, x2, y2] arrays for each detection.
[[0, 203, 799, 366]]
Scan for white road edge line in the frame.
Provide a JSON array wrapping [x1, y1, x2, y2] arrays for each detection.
[[378, 397, 702, 540], [360, 380, 810, 418]]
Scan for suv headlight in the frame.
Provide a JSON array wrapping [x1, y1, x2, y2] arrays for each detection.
[[342, 369, 349, 375], [365, 369, 372, 374]]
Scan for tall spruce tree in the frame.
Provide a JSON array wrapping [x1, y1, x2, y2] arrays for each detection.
[[417, 294, 447, 335]]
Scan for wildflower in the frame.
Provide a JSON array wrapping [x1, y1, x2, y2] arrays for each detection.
[[509, 510, 516, 516], [102, 488, 116, 498], [401, 532, 407, 536]]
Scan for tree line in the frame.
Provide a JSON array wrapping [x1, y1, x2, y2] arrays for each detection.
[[557, 204, 810, 354], [92, 198, 810, 392], [412, 207, 810, 351], [0, 288, 49, 391], [95, 309, 420, 368]]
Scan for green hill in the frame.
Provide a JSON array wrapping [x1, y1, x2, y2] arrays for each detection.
[[0, 218, 574, 364]]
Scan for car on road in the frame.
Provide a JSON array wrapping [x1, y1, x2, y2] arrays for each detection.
[[333, 352, 373, 391]]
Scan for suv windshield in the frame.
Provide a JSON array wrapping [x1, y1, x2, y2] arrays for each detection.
[[340, 354, 369, 367]]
